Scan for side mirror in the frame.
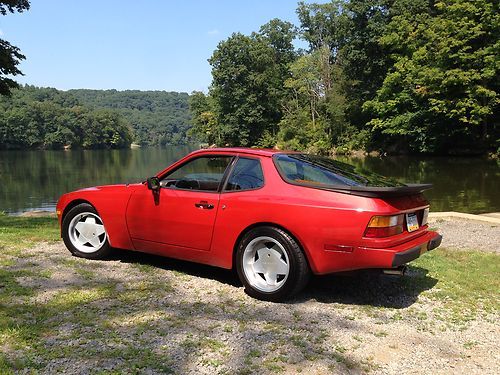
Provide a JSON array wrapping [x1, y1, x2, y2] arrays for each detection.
[[146, 177, 160, 192]]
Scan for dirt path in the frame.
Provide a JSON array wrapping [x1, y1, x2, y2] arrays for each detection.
[[3, 222, 498, 375]]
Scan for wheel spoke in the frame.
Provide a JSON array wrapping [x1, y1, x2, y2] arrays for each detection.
[[265, 271, 278, 286], [93, 224, 105, 237], [274, 258, 289, 275], [76, 232, 90, 246], [269, 247, 288, 275], [252, 257, 266, 274], [87, 235, 102, 248], [74, 221, 86, 234], [85, 216, 96, 225]]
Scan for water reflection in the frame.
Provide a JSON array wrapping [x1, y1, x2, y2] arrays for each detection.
[[0, 148, 498, 214], [0, 146, 195, 213], [338, 155, 500, 213]]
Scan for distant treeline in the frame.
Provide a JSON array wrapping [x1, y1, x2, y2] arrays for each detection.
[[190, 0, 499, 155], [68, 89, 192, 146], [0, 86, 192, 150]]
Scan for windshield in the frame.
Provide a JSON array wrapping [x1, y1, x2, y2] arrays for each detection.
[[273, 154, 406, 188]]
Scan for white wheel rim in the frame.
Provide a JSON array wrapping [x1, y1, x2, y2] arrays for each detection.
[[242, 236, 290, 293], [68, 212, 107, 253]]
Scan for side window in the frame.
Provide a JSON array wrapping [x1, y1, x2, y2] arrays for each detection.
[[161, 156, 232, 191], [225, 157, 264, 191]]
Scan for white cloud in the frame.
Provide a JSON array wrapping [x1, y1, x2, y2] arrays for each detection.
[[207, 29, 219, 36]]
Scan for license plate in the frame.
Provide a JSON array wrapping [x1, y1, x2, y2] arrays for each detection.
[[406, 213, 419, 232]]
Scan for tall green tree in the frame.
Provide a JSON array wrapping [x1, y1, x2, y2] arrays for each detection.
[[208, 22, 297, 147], [0, 0, 30, 96], [188, 91, 219, 145], [278, 46, 348, 153], [364, 0, 499, 153], [296, 0, 346, 57], [297, 0, 393, 125]]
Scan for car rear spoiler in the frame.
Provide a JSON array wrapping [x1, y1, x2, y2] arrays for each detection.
[[305, 183, 434, 198]]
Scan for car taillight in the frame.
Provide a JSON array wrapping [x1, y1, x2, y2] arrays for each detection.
[[364, 214, 404, 238]]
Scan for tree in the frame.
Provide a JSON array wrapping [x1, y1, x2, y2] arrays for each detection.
[[209, 32, 284, 146], [296, 0, 346, 56], [0, 0, 30, 96], [364, 0, 499, 153], [278, 46, 348, 153], [296, 0, 392, 146], [188, 91, 219, 145]]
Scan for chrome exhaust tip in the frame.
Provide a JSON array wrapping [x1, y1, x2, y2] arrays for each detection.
[[382, 265, 407, 276]]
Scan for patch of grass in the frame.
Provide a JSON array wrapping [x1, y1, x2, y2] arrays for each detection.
[[263, 357, 286, 373], [201, 337, 226, 352], [248, 349, 261, 358], [291, 334, 307, 348], [463, 340, 479, 349], [38, 269, 52, 279], [47, 286, 114, 309], [411, 248, 500, 319], [373, 330, 388, 338], [73, 267, 96, 280], [131, 262, 157, 274], [0, 213, 59, 253]]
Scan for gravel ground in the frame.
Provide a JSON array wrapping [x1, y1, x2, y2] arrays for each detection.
[[429, 218, 500, 253], [3, 218, 499, 374]]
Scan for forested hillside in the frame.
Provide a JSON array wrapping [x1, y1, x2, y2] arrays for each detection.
[[0, 86, 132, 149], [191, 0, 499, 155], [0, 86, 192, 149], [69, 89, 192, 145]]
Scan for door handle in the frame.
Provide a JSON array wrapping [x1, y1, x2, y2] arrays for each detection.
[[195, 201, 214, 209]]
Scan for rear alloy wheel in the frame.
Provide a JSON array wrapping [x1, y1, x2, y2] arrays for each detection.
[[62, 203, 113, 259], [236, 226, 310, 302]]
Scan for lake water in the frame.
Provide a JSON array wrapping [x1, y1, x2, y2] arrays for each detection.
[[1, 146, 498, 214]]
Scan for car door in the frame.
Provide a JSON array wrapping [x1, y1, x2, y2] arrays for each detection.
[[126, 155, 233, 251]]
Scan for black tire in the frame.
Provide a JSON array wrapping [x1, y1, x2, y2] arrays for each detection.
[[62, 203, 113, 259], [236, 226, 310, 302]]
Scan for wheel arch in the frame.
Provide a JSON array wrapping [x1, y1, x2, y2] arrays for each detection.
[[232, 222, 311, 270], [61, 199, 95, 223]]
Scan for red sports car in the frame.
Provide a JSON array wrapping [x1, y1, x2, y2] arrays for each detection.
[[56, 148, 442, 301]]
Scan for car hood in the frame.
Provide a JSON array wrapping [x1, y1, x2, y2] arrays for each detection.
[[75, 183, 143, 192]]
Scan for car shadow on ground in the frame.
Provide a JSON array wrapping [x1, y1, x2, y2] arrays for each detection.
[[109, 250, 437, 309], [296, 267, 438, 308], [109, 250, 242, 287]]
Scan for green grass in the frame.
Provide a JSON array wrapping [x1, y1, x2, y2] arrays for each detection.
[[0, 213, 59, 254], [410, 248, 499, 322]]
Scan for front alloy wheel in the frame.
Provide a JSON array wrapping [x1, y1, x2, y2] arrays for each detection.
[[62, 203, 113, 259]]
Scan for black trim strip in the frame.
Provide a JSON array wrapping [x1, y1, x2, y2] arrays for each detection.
[[428, 234, 442, 251], [219, 156, 238, 192], [391, 234, 442, 267]]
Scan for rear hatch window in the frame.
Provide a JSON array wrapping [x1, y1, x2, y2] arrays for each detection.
[[273, 153, 431, 197], [274, 154, 404, 187]]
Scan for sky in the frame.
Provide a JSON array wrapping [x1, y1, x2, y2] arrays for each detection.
[[0, 0, 322, 93]]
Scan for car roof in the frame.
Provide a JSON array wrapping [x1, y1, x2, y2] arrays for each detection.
[[189, 147, 298, 158]]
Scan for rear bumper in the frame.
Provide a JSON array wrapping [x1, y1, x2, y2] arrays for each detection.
[[312, 231, 442, 275], [392, 233, 442, 267]]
